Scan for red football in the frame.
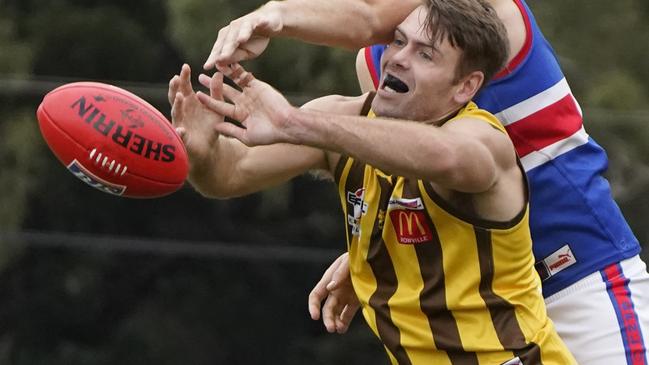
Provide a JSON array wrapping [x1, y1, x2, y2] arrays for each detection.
[[36, 82, 188, 198]]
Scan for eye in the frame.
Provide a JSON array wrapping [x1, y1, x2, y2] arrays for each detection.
[[419, 51, 433, 61], [392, 37, 405, 47]]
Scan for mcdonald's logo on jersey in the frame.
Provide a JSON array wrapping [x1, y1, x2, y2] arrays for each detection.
[[389, 209, 433, 244]]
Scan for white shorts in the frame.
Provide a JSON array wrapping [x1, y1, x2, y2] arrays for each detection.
[[545, 255, 649, 365]]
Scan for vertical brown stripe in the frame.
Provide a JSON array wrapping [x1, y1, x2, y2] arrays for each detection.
[[406, 181, 478, 365], [474, 227, 529, 351], [367, 174, 412, 365], [334, 155, 349, 182], [360, 91, 376, 116]]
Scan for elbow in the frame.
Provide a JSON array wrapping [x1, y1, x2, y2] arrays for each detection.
[[186, 173, 238, 200], [354, 11, 390, 46], [333, 21, 377, 49], [342, 1, 393, 47], [357, 19, 384, 46], [367, 14, 398, 44], [189, 176, 258, 200], [188, 181, 232, 200], [355, 0, 422, 45]]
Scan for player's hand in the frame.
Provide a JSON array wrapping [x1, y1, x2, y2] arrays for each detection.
[[169, 64, 224, 169], [196, 63, 296, 146], [203, 4, 282, 69], [308, 252, 360, 334]]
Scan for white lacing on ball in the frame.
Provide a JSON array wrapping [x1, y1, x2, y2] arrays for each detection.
[[88, 148, 128, 176]]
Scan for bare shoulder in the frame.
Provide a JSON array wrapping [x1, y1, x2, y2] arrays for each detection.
[[300, 93, 372, 177], [444, 117, 516, 168], [488, 0, 526, 63], [300, 93, 371, 116]]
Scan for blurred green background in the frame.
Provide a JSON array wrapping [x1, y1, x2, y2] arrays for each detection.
[[0, 0, 648, 364]]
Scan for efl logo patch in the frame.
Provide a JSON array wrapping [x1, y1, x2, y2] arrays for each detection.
[[67, 159, 126, 196], [388, 198, 433, 244], [346, 188, 367, 236], [535, 244, 576, 281]]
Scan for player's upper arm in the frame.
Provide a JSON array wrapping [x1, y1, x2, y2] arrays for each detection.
[[489, 0, 526, 64], [435, 118, 517, 193], [356, 49, 377, 93], [221, 140, 327, 198]]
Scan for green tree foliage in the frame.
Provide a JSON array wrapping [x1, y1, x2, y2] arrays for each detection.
[[586, 71, 649, 110], [530, 0, 649, 109], [0, 110, 44, 230], [0, 15, 32, 74], [165, 0, 237, 64], [31, 8, 179, 81], [0, 109, 45, 270]]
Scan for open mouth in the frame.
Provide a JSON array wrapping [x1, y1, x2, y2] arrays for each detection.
[[381, 74, 409, 93]]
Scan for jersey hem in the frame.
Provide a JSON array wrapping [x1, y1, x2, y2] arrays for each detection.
[[542, 248, 641, 298]]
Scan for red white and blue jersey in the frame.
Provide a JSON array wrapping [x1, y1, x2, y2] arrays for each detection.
[[364, 0, 640, 297]]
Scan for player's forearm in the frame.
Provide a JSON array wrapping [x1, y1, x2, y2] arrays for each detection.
[[187, 143, 273, 199], [269, 0, 419, 48], [188, 138, 324, 199], [285, 108, 495, 191], [287, 109, 437, 178]]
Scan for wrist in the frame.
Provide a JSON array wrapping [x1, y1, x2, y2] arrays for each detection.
[[284, 106, 333, 149], [283, 106, 305, 144]]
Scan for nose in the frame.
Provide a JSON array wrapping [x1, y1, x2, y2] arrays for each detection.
[[385, 45, 411, 71]]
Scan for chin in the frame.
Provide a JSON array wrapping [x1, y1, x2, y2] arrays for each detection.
[[373, 104, 416, 120], [372, 99, 402, 119]]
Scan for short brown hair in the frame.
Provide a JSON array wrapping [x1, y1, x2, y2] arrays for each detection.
[[423, 0, 509, 87]]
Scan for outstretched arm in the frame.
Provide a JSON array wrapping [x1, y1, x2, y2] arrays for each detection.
[[199, 65, 515, 194], [204, 0, 420, 68], [287, 109, 511, 193], [169, 64, 331, 198]]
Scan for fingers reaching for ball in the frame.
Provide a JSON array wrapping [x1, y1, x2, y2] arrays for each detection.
[[196, 91, 246, 123], [168, 63, 195, 110], [171, 92, 185, 140], [168, 75, 179, 106], [217, 63, 256, 89], [198, 73, 227, 103]]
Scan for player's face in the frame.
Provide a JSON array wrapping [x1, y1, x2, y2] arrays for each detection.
[[372, 6, 466, 122]]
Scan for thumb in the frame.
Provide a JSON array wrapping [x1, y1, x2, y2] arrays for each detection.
[[175, 127, 186, 140]]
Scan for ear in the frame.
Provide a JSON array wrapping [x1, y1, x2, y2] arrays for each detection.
[[453, 71, 484, 104]]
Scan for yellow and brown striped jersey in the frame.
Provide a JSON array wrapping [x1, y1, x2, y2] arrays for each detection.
[[334, 102, 575, 364]]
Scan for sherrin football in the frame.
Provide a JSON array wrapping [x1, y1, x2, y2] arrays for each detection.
[[36, 82, 188, 198]]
